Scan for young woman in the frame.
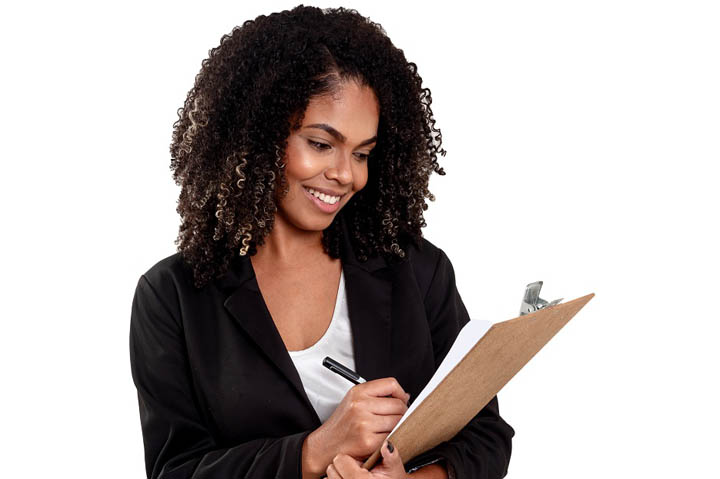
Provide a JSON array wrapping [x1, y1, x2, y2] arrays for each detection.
[[130, 6, 514, 479]]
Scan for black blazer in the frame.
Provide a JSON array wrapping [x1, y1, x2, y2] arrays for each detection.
[[130, 231, 514, 479]]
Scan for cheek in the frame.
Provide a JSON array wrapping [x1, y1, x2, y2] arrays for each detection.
[[353, 163, 369, 191], [284, 143, 320, 181]]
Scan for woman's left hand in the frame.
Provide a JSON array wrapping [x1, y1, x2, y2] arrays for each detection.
[[325, 440, 406, 479]]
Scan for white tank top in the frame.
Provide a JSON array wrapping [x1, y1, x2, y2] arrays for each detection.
[[288, 269, 356, 423]]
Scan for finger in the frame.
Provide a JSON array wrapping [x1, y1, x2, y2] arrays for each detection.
[[332, 453, 366, 476], [366, 414, 405, 433], [362, 396, 409, 416], [359, 377, 409, 402], [366, 431, 402, 452], [326, 463, 342, 479], [380, 439, 403, 469]]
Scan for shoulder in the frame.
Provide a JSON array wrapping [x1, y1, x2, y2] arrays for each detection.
[[134, 252, 196, 310], [405, 236, 441, 270], [140, 252, 192, 288], [403, 236, 457, 299]]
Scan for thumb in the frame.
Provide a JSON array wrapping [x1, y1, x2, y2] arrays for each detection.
[[380, 439, 402, 468]]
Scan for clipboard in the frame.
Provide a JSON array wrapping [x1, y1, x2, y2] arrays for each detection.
[[362, 292, 595, 469]]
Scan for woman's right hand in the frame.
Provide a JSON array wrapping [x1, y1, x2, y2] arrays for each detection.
[[302, 377, 410, 477]]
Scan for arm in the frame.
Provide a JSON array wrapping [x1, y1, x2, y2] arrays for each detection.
[[130, 275, 314, 479], [406, 247, 514, 479]]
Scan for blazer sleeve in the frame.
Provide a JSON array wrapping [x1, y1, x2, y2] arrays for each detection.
[[405, 248, 515, 479], [129, 275, 311, 479]]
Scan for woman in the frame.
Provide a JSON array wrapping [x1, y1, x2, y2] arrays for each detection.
[[130, 6, 514, 479]]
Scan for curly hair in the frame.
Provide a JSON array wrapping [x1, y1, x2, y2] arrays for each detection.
[[169, 5, 446, 289]]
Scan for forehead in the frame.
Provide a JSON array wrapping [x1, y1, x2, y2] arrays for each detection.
[[302, 81, 380, 139]]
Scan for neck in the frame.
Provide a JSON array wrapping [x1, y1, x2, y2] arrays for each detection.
[[254, 215, 327, 267]]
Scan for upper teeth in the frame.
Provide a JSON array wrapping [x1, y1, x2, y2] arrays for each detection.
[[306, 187, 341, 205]]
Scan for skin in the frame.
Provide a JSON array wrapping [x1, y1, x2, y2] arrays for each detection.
[[250, 79, 447, 479], [252, 78, 379, 352], [326, 440, 448, 479]]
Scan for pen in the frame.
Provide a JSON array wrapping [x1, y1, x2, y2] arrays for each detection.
[[323, 357, 408, 403], [322, 357, 403, 473], [322, 356, 367, 385]]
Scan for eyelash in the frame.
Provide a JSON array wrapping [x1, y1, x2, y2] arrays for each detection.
[[308, 140, 369, 161]]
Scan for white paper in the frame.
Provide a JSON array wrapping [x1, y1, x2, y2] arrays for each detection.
[[390, 319, 493, 434]]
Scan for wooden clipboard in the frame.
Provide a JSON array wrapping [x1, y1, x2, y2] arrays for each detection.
[[363, 293, 595, 469]]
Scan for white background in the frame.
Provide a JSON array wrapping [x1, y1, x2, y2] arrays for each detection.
[[2, 1, 718, 477]]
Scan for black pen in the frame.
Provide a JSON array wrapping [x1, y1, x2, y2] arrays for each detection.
[[322, 356, 366, 385]]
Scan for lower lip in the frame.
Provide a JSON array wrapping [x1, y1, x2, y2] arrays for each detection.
[[303, 187, 342, 213]]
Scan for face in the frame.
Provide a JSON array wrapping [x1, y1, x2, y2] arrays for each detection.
[[276, 80, 380, 233]]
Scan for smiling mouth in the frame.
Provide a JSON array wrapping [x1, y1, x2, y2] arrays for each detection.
[[303, 187, 342, 205]]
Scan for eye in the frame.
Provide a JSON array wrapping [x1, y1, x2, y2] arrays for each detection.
[[308, 139, 331, 151], [354, 152, 370, 161]]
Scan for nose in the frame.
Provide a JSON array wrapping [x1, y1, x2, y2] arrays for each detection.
[[324, 151, 353, 185]]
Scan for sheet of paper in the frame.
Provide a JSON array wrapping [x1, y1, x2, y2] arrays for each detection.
[[390, 319, 493, 434]]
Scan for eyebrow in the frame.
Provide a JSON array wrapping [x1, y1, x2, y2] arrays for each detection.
[[305, 123, 377, 147]]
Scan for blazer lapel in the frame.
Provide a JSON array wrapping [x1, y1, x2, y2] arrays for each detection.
[[339, 217, 393, 382], [342, 263, 393, 382], [221, 256, 320, 425]]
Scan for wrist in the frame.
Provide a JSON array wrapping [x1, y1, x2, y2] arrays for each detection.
[[301, 429, 328, 478]]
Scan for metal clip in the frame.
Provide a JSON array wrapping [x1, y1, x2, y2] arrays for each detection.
[[519, 281, 563, 316]]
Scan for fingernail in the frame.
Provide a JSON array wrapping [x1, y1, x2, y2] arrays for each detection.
[[387, 440, 394, 453]]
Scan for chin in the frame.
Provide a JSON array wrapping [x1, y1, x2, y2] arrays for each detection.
[[299, 215, 337, 232], [279, 208, 337, 233]]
